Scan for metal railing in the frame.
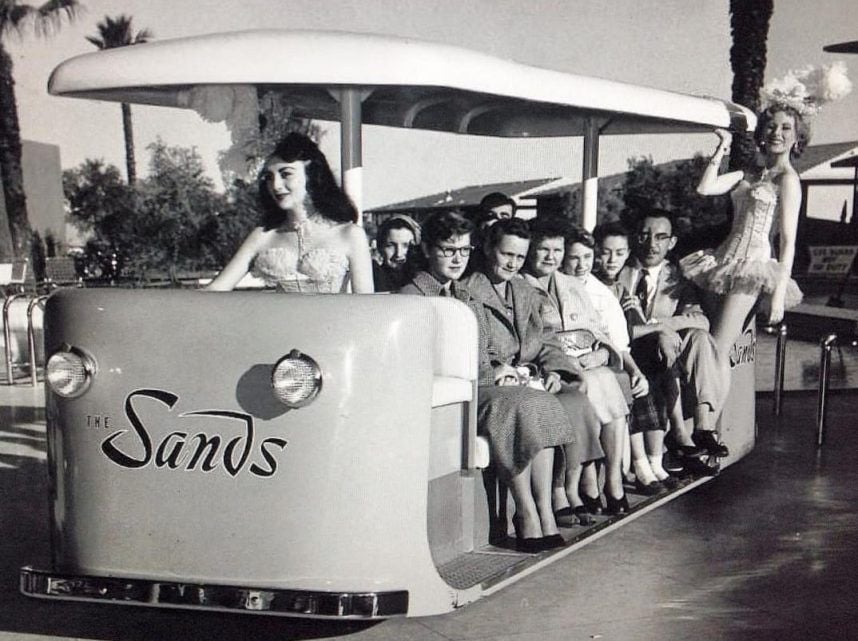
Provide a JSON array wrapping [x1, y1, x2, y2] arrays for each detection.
[[816, 333, 838, 447]]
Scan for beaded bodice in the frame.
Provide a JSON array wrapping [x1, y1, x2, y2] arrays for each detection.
[[250, 245, 350, 293]]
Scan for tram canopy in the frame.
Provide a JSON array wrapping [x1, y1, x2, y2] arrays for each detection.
[[48, 29, 755, 138]]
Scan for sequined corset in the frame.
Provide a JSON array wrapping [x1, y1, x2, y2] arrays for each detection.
[[721, 179, 779, 262], [250, 246, 350, 293]]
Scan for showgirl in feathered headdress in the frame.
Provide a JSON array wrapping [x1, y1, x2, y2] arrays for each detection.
[[679, 61, 851, 418]]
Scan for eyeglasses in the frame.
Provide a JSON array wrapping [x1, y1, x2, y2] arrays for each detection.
[[435, 245, 473, 258], [636, 232, 673, 243]]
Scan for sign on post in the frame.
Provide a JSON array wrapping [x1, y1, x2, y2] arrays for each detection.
[[807, 246, 858, 276]]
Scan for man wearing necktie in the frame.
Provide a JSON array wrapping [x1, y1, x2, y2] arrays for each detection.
[[618, 209, 728, 473]]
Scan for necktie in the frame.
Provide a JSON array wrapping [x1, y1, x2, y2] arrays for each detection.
[[439, 284, 451, 297], [635, 269, 650, 313]]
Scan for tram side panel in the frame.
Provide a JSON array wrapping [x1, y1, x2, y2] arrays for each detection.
[[41, 289, 461, 615]]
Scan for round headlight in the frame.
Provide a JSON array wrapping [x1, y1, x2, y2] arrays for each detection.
[[271, 350, 322, 408], [46, 347, 96, 398]]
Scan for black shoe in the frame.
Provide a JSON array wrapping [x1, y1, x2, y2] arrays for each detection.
[[555, 506, 594, 526], [659, 474, 681, 490], [604, 492, 630, 515], [634, 478, 663, 496], [540, 534, 566, 550], [693, 431, 729, 457], [581, 494, 603, 515], [682, 455, 720, 477], [663, 451, 686, 474], [515, 537, 546, 553]]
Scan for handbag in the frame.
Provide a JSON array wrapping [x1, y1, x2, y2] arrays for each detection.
[[556, 328, 598, 358]]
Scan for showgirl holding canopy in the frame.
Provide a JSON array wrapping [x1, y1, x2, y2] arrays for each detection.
[[682, 62, 851, 357], [207, 133, 374, 293]]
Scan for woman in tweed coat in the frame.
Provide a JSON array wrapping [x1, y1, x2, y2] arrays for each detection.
[[400, 211, 588, 551], [460, 219, 603, 537]]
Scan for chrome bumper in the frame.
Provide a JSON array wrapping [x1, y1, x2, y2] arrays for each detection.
[[20, 567, 408, 619]]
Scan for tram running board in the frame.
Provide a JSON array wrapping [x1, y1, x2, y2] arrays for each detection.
[[438, 475, 712, 593]]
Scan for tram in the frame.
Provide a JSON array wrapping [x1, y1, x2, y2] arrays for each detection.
[[20, 30, 757, 618]]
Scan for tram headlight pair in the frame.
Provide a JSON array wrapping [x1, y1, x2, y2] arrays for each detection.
[[46, 347, 96, 399], [271, 350, 322, 408], [45, 345, 321, 407]]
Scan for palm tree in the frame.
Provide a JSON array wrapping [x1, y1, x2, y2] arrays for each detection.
[[0, 0, 78, 258], [728, 0, 774, 170], [87, 15, 152, 184]]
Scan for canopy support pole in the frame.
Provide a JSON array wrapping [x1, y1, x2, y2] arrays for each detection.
[[339, 88, 363, 224], [581, 117, 600, 231]]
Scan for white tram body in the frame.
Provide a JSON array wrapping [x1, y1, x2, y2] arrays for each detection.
[[21, 30, 757, 618]]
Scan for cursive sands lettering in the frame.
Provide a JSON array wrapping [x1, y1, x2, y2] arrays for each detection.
[[101, 389, 288, 478], [250, 438, 289, 478], [102, 389, 176, 468]]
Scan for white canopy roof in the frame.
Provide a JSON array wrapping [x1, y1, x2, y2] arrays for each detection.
[[48, 29, 755, 137]]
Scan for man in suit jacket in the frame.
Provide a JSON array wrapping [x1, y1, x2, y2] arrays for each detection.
[[617, 208, 729, 464]]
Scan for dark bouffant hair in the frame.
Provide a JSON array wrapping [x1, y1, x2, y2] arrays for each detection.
[[259, 133, 358, 228], [755, 104, 811, 159], [593, 220, 631, 246], [566, 224, 596, 250], [528, 215, 572, 245], [483, 217, 531, 252]]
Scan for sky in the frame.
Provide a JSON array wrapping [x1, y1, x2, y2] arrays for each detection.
[[7, 0, 858, 216]]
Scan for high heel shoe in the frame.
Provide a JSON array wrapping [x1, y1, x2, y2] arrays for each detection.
[[604, 492, 630, 515], [581, 494, 603, 515], [634, 477, 663, 496], [512, 514, 544, 553], [554, 506, 594, 527], [540, 534, 566, 550]]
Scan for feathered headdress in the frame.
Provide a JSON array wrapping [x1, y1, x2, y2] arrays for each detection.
[[760, 61, 852, 117]]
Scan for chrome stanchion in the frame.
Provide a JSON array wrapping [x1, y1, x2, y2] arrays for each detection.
[[816, 333, 838, 447], [773, 322, 787, 416], [3, 294, 25, 385], [27, 295, 47, 387]]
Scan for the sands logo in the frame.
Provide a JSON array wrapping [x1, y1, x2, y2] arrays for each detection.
[[729, 327, 756, 369], [100, 389, 287, 478]]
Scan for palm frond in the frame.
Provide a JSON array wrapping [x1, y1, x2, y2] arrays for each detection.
[[0, 4, 36, 37], [34, 0, 80, 37]]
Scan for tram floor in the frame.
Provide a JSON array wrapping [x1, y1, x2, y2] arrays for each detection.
[[1, 388, 857, 641]]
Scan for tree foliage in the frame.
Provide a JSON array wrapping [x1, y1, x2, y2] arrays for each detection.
[[0, 0, 80, 258], [86, 14, 152, 184], [64, 143, 262, 284]]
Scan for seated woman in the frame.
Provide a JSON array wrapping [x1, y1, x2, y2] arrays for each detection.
[[206, 133, 373, 293], [400, 210, 592, 552], [521, 217, 644, 519], [593, 221, 682, 488], [460, 218, 604, 527]]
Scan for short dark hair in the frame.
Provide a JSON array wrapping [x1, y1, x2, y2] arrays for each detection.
[[377, 215, 421, 246], [421, 210, 473, 247], [479, 192, 517, 213], [755, 105, 811, 158], [566, 225, 595, 250], [636, 208, 676, 235], [528, 215, 572, 245], [483, 217, 530, 252], [593, 220, 631, 246]]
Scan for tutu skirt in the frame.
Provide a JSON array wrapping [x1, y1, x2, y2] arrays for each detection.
[[680, 250, 803, 309]]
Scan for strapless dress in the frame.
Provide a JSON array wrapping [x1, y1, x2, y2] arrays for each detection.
[[250, 246, 350, 293]]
